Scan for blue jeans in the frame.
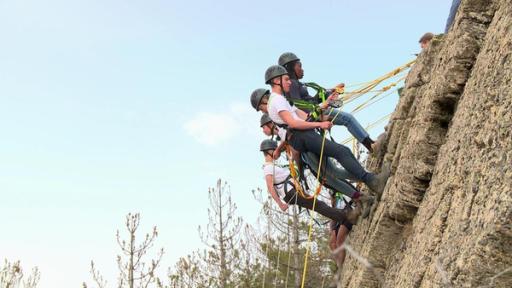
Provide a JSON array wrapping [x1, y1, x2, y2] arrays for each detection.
[[288, 130, 374, 183], [324, 109, 369, 143], [302, 152, 360, 198]]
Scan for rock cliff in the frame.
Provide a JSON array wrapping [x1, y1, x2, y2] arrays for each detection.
[[340, 0, 511, 287]]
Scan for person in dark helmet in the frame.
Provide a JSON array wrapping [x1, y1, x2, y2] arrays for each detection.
[[250, 88, 270, 112], [260, 113, 286, 141], [260, 139, 361, 224], [264, 64, 390, 196], [278, 52, 380, 153], [278, 52, 312, 101], [260, 114, 374, 217]]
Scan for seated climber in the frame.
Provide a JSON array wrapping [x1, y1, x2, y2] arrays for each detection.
[[278, 52, 380, 153], [260, 139, 360, 224], [329, 192, 353, 269], [259, 113, 374, 216], [260, 64, 390, 196]]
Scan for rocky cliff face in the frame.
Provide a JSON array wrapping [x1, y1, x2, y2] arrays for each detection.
[[339, 0, 511, 287]]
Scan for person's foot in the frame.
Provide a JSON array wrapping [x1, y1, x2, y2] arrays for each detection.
[[356, 193, 375, 219], [371, 132, 387, 155], [366, 164, 391, 197], [345, 204, 362, 224], [361, 137, 375, 153]]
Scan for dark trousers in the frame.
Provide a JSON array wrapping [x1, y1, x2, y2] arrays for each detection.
[[284, 188, 347, 223], [288, 130, 373, 183]]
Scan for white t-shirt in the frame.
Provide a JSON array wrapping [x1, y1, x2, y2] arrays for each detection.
[[268, 92, 302, 125], [262, 162, 293, 198], [276, 126, 287, 141]]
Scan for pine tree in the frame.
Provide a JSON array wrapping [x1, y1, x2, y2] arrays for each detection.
[[0, 259, 40, 288], [163, 252, 209, 288], [198, 179, 242, 288], [85, 213, 164, 288]]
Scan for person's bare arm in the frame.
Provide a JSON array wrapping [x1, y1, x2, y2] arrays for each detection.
[[279, 110, 332, 130], [273, 140, 287, 160], [295, 108, 309, 120], [265, 175, 289, 211]]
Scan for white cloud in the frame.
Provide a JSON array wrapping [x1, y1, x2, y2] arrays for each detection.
[[228, 102, 251, 114], [183, 112, 239, 145], [183, 102, 260, 146]]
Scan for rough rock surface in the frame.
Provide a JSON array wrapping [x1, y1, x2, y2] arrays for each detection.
[[339, 0, 511, 287]]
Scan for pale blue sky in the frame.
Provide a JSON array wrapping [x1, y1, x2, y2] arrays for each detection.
[[1, 0, 452, 286]]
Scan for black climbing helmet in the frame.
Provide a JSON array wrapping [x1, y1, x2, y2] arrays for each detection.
[[278, 52, 300, 67], [260, 139, 278, 152], [264, 65, 288, 84], [260, 114, 272, 127], [250, 88, 270, 111]]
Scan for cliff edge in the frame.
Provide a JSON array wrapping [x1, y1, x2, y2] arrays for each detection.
[[340, 0, 511, 287]]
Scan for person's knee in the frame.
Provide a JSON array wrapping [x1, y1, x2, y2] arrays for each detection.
[[283, 191, 295, 204], [329, 233, 337, 250], [337, 111, 355, 123], [333, 142, 352, 155], [343, 112, 356, 123], [337, 227, 349, 245]]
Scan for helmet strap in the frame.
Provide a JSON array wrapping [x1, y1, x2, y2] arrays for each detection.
[[279, 75, 284, 96]]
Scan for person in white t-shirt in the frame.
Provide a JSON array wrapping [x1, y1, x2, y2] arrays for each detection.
[[259, 113, 356, 195], [262, 65, 390, 197], [260, 139, 360, 224], [259, 113, 374, 218]]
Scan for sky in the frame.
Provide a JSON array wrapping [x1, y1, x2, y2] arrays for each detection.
[[0, 0, 453, 287]]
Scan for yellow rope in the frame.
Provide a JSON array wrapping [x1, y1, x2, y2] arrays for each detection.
[[352, 87, 399, 114], [350, 78, 404, 114], [342, 70, 405, 105], [344, 79, 376, 88], [298, 109, 392, 288], [341, 113, 392, 145], [300, 106, 345, 288], [367, 114, 391, 130], [298, 60, 415, 286], [286, 145, 326, 200], [286, 145, 312, 199], [341, 59, 415, 104], [300, 129, 327, 288], [323, 63, 406, 127]]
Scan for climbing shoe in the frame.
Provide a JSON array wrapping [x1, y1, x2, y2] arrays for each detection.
[[367, 164, 391, 197], [345, 204, 362, 224], [357, 194, 375, 219], [371, 132, 387, 155], [361, 137, 375, 153]]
